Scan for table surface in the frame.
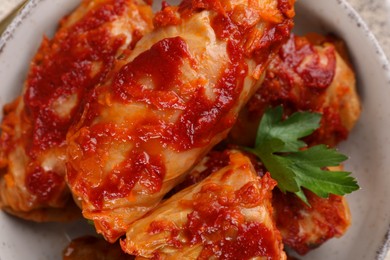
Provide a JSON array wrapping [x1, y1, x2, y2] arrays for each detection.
[[348, 0, 390, 60], [0, 0, 390, 259]]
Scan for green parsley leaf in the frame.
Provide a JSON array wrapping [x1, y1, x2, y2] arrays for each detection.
[[245, 106, 359, 204]]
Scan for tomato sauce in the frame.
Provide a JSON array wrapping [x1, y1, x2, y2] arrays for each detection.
[[22, 1, 130, 198], [113, 36, 191, 109], [233, 34, 348, 147], [279, 34, 336, 89], [70, 0, 294, 208], [77, 26, 248, 207], [25, 166, 64, 202], [249, 33, 336, 113], [272, 188, 349, 254], [149, 173, 280, 259], [24, 0, 127, 157]]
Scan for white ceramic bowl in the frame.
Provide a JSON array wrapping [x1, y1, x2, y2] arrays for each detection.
[[0, 0, 389, 259]]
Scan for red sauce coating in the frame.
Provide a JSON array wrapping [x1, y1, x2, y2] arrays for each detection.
[[153, 4, 181, 28], [68, 122, 166, 208], [178, 0, 224, 19], [177, 0, 294, 64], [25, 167, 64, 202], [149, 173, 280, 259], [69, 0, 294, 209], [279, 34, 336, 89], [72, 37, 194, 208], [305, 106, 348, 146], [18, 0, 133, 204], [163, 13, 249, 150], [278, 0, 296, 18], [113, 36, 191, 110], [24, 0, 127, 157], [231, 34, 347, 147], [196, 221, 277, 259], [164, 9, 256, 151], [272, 188, 350, 254], [74, 26, 249, 206]]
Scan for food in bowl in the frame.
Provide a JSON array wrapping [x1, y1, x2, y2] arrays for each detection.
[[0, 0, 153, 222], [0, 0, 361, 258]]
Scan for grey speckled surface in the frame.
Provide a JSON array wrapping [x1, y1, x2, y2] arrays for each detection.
[[348, 0, 390, 59]]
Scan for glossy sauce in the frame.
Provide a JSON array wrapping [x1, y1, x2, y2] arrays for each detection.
[[279, 33, 336, 89], [272, 188, 349, 254], [69, 0, 294, 211], [172, 150, 231, 191], [73, 10, 250, 206], [232, 34, 347, 147], [25, 0, 127, 156], [75, 37, 194, 207], [113, 36, 191, 109], [78, 32, 245, 207], [149, 173, 280, 259], [22, 1, 128, 199], [25, 167, 64, 202], [251, 33, 336, 113]]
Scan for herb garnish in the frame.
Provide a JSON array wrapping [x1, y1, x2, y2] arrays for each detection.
[[245, 106, 359, 204]]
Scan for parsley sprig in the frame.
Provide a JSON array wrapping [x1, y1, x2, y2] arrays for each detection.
[[245, 106, 359, 204]]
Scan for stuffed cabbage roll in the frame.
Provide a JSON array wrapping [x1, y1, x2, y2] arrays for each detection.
[[272, 166, 351, 254], [227, 33, 357, 254], [0, 0, 153, 221], [229, 33, 361, 147], [122, 150, 285, 260], [174, 151, 351, 255], [66, 0, 295, 242]]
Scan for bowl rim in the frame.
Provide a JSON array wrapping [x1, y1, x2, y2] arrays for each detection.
[[330, 2, 390, 259], [0, 0, 389, 259], [0, 0, 43, 54]]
